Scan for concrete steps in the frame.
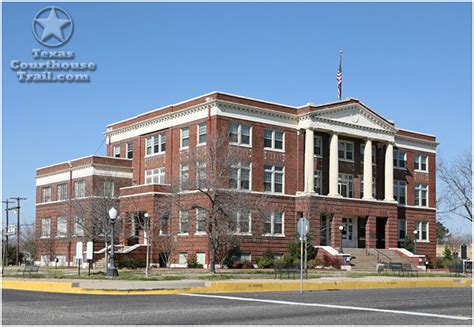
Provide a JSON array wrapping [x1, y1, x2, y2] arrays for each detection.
[[345, 248, 413, 272]]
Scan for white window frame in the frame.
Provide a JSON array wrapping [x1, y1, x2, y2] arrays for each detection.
[[338, 141, 354, 162], [126, 142, 133, 159], [338, 173, 354, 198], [74, 180, 85, 198], [314, 170, 322, 194], [145, 133, 166, 157], [42, 186, 51, 203], [263, 164, 284, 194], [102, 180, 114, 197], [393, 180, 407, 205], [41, 218, 51, 238], [178, 252, 188, 265], [197, 123, 207, 146], [56, 216, 68, 238], [414, 183, 429, 207], [195, 208, 207, 234], [180, 163, 189, 190], [393, 149, 407, 169], [314, 136, 323, 157], [145, 167, 165, 185], [178, 210, 189, 235], [414, 154, 429, 173], [229, 162, 251, 191], [398, 219, 407, 241], [414, 221, 429, 242], [196, 161, 207, 189], [180, 127, 190, 150], [263, 129, 284, 152], [263, 212, 284, 236], [57, 183, 68, 201], [113, 145, 121, 158], [230, 210, 251, 235], [229, 122, 252, 147]]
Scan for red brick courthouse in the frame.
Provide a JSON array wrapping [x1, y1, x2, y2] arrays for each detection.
[[35, 92, 437, 269]]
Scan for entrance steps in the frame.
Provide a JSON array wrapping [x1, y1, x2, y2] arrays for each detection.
[[346, 248, 413, 272]]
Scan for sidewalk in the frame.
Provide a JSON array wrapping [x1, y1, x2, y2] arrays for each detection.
[[2, 276, 472, 295]]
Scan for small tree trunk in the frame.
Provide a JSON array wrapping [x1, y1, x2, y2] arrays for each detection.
[[209, 244, 216, 274], [104, 241, 108, 274]]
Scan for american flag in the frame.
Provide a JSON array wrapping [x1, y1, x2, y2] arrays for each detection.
[[336, 51, 343, 100]]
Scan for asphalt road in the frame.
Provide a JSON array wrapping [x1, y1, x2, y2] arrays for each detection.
[[2, 287, 472, 325]]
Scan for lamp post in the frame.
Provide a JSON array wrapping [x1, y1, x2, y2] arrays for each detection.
[[413, 230, 418, 255], [339, 225, 344, 253], [107, 207, 119, 277], [144, 212, 150, 278]]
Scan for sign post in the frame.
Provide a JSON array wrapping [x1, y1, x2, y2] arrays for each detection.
[[75, 242, 83, 276], [296, 217, 309, 294], [86, 241, 93, 276]]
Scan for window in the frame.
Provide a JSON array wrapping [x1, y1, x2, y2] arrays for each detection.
[[414, 221, 429, 241], [57, 184, 68, 201], [180, 164, 189, 190], [57, 217, 68, 238], [414, 184, 428, 207], [196, 208, 206, 233], [393, 149, 406, 169], [74, 181, 85, 198], [338, 141, 354, 161], [314, 136, 322, 157], [263, 164, 284, 193], [414, 155, 428, 172], [179, 210, 189, 234], [314, 170, 322, 194], [393, 180, 406, 205], [230, 211, 251, 234], [197, 123, 207, 145], [398, 219, 406, 240], [360, 176, 376, 198], [196, 253, 206, 266], [73, 216, 84, 237], [264, 129, 284, 150], [338, 174, 354, 198], [263, 212, 284, 236], [145, 167, 165, 184], [126, 142, 133, 159], [145, 133, 166, 156], [229, 122, 251, 146], [42, 186, 51, 203], [102, 181, 114, 197], [360, 144, 376, 164], [181, 127, 190, 149], [41, 218, 51, 238], [178, 253, 188, 265], [196, 161, 207, 188], [229, 163, 251, 190], [113, 145, 121, 158]]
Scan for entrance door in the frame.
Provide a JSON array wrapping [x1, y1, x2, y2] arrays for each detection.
[[342, 218, 357, 248], [357, 217, 367, 248], [376, 218, 387, 248]]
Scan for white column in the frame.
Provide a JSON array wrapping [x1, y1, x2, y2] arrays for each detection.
[[384, 142, 394, 201], [363, 139, 374, 200], [329, 132, 340, 197], [304, 129, 314, 193]]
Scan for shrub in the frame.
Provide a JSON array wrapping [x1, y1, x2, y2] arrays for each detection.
[[232, 260, 243, 269], [443, 246, 453, 261], [288, 237, 315, 260], [242, 261, 254, 269], [187, 254, 203, 268], [401, 236, 415, 253], [116, 257, 146, 269], [256, 249, 274, 268], [307, 258, 323, 269]]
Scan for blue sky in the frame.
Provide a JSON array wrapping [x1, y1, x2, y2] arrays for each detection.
[[3, 3, 472, 234]]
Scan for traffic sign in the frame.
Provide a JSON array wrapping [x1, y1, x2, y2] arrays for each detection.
[[297, 218, 309, 237]]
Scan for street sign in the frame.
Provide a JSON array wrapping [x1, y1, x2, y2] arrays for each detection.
[[6, 225, 16, 235], [75, 242, 83, 261], [296, 218, 309, 237], [86, 241, 93, 260]]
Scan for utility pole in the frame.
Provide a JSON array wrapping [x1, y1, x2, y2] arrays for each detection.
[[10, 197, 26, 265], [2, 199, 13, 267]]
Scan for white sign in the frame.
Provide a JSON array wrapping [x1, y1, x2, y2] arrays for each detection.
[[297, 218, 309, 237], [75, 242, 83, 262], [86, 241, 94, 260], [7, 225, 16, 235]]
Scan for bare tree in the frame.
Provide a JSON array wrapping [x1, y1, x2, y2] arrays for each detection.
[[438, 151, 472, 222], [20, 224, 37, 262], [37, 237, 56, 266]]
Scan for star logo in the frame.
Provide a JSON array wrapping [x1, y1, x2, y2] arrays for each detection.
[[32, 7, 73, 48]]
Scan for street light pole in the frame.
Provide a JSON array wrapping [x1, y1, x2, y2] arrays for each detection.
[[144, 212, 150, 278], [2, 200, 12, 267], [413, 230, 418, 255], [106, 207, 119, 277], [10, 197, 26, 265], [339, 225, 344, 253]]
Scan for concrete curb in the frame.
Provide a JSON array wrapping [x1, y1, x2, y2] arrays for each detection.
[[2, 278, 472, 296]]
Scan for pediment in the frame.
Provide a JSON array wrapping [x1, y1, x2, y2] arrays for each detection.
[[311, 103, 397, 134]]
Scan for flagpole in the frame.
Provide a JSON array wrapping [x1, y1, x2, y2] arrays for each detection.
[[339, 50, 343, 100]]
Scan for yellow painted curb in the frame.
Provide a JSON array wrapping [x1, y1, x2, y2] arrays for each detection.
[[2, 278, 471, 296]]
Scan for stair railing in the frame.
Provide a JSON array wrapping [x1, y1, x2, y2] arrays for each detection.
[[366, 247, 392, 265]]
